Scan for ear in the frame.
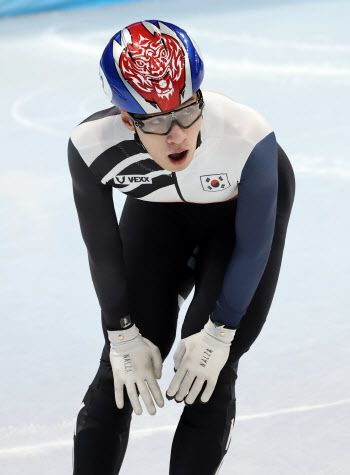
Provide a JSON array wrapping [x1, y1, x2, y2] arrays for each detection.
[[120, 110, 135, 131]]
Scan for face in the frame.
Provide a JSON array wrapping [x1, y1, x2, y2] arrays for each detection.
[[120, 92, 203, 172]]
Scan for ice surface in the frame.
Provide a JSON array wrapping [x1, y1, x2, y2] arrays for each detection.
[[0, 1, 349, 473]]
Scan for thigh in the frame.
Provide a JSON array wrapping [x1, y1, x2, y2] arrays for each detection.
[[180, 205, 237, 339], [116, 197, 197, 360]]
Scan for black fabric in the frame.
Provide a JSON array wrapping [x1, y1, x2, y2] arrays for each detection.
[[169, 362, 238, 475], [68, 139, 131, 330], [73, 361, 132, 475], [72, 144, 295, 474]]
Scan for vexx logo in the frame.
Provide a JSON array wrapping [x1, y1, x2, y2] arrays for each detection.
[[114, 175, 153, 185]]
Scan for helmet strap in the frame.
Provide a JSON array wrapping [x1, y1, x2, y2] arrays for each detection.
[[196, 130, 202, 150], [134, 130, 148, 153]]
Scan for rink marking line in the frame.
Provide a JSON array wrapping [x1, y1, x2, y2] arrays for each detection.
[[293, 166, 350, 177], [47, 27, 350, 54], [46, 27, 101, 56], [205, 59, 350, 78], [291, 153, 350, 179], [190, 30, 350, 53], [45, 28, 350, 79], [11, 90, 67, 137], [1, 397, 349, 457], [10, 88, 101, 136], [75, 29, 350, 53]]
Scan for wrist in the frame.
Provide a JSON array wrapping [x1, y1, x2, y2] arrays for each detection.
[[203, 315, 236, 344], [107, 323, 139, 345]]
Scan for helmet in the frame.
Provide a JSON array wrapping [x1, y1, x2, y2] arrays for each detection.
[[99, 20, 204, 114]]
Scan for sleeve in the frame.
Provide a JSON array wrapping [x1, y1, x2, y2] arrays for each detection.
[[211, 131, 278, 328], [67, 138, 131, 331]]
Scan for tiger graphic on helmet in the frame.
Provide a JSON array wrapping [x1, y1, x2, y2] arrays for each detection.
[[119, 24, 185, 110]]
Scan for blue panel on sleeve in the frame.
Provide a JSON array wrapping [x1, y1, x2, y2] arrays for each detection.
[[211, 132, 278, 328]]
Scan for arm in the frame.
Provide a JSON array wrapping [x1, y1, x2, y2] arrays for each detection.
[[67, 138, 131, 330], [68, 138, 165, 414], [211, 131, 278, 328]]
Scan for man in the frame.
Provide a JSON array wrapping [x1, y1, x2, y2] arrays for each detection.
[[68, 20, 295, 475]]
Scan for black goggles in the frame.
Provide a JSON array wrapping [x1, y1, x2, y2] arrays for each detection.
[[127, 89, 205, 135]]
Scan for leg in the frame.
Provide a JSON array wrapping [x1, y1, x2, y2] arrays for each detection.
[[72, 359, 133, 475], [169, 230, 239, 475], [169, 360, 239, 475], [180, 229, 236, 339], [72, 197, 197, 474]]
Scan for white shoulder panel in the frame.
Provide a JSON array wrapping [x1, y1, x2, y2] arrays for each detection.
[[202, 91, 273, 146], [174, 91, 275, 203], [70, 115, 134, 167]]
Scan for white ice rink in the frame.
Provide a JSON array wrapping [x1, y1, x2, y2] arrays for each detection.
[[0, 0, 349, 473]]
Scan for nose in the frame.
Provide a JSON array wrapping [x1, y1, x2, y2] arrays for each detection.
[[167, 121, 187, 144]]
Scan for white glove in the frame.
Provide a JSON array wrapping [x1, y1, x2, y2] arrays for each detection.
[[166, 317, 236, 405], [107, 325, 164, 416]]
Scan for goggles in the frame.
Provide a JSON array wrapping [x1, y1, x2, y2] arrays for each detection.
[[127, 89, 204, 136]]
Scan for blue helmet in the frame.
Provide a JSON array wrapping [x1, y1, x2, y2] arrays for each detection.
[[99, 20, 204, 114]]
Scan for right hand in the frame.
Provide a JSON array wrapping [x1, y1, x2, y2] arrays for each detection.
[[107, 325, 164, 415]]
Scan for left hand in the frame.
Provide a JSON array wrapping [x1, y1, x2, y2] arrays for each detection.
[[166, 317, 236, 405]]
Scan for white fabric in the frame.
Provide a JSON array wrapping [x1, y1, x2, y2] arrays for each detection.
[[107, 324, 139, 343], [166, 317, 236, 404], [203, 317, 236, 344], [71, 114, 133, 166], [107, 327, 164, 415]]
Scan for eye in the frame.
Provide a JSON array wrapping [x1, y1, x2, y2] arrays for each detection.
[[179, 107, 194, 117], [136, 60, 145, 67], [149, 116, 168, 126]]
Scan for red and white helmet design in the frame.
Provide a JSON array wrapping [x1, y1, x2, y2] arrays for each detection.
[[120, 26, 185, 110], [112, 21, 195, 113]]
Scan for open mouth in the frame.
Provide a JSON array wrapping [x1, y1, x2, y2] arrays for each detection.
[[168, 150, 188, 164]]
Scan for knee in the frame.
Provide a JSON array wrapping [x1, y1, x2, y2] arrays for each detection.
[[75, 370, 133, 437], [181, 376, 237, 431]]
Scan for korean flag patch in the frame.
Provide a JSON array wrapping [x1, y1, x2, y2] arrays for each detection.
[[200, 173, 231, 192]]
